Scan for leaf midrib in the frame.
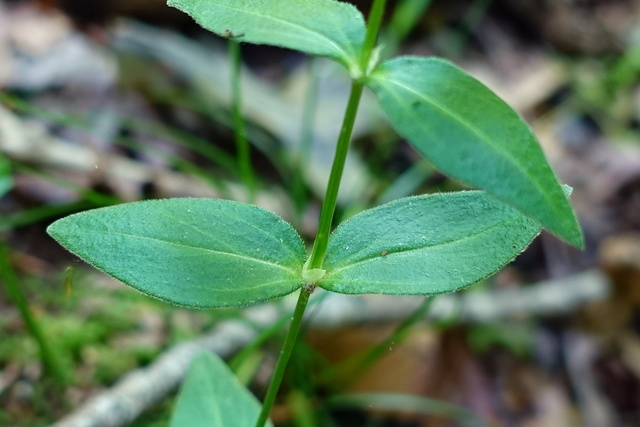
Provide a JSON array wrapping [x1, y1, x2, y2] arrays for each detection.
[[75, 225, 300, 276], [158, 210, 304, 263], [324, 214, 535, 276], [188, 277, 300, 294]]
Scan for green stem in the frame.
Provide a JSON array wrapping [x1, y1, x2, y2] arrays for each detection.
[[359, 0, 388, 72], [255, 1, 389, 423], [255, 287, 313, 427], [307, 0, 388, 269], [307, 82, 364, 269], [230, 40, 256, 203], [0, 243, 69, 385]]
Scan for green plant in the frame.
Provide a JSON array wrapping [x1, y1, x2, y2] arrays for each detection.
[[0, 242, 70, 385], [0, 153, 70, 386], [46, 0, 583, 425]]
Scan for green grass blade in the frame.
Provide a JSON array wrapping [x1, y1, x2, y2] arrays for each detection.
[[336, 296, 436, 390], [229, 40, 256, 203], [384, 0, 434, 55], [0, 243, 70, 384]]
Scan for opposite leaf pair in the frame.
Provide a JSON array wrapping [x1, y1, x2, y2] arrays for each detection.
[[47, 191, 540, 308]]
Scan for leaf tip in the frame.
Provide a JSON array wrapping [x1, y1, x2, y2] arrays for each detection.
[[46, 218, 64, 241], [559, 222, 585, 250], [556, 184, 584, 250]]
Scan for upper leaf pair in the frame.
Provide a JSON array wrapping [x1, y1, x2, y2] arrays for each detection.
[[167, 0, 582, 248]]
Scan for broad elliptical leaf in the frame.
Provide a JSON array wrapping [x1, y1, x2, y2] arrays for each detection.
[[319, 192, 541, 295], [47, 199, 306, 308], [366, 56, 583, 248]]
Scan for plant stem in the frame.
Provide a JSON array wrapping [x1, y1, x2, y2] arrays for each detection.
[[0, 243, 69, 385], [230, 39, 256, 203], [308, 0, 388, 269], [360, 0, 388, 72], [255, 286, 313, 427], [307, 82, 364, 269], [256, 1, 389, 423]]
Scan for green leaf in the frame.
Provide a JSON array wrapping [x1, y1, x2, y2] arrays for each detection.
[[47, 199, 306, 308], [319, 192, 540, 295], [366, 56, 583, 248], [171, 352, 273, 427], [167, 0, 366, 75]]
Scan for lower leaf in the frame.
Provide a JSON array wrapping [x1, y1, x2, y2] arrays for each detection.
[[171, 352, 273, 427]]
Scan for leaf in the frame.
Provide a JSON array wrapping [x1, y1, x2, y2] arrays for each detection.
[[167, 0, 366, 75], [171, 352, 273, 427], [366, 56, 583, 248], [47, 199, 306, 308], [319, 192, 541, 295]]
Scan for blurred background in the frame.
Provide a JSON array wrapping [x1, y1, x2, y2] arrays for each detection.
[[1, 0, 640, 426]]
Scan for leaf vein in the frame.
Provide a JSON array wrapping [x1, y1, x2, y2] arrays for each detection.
[[80, 227, 298, 275], [325, 215, 532, 275]]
